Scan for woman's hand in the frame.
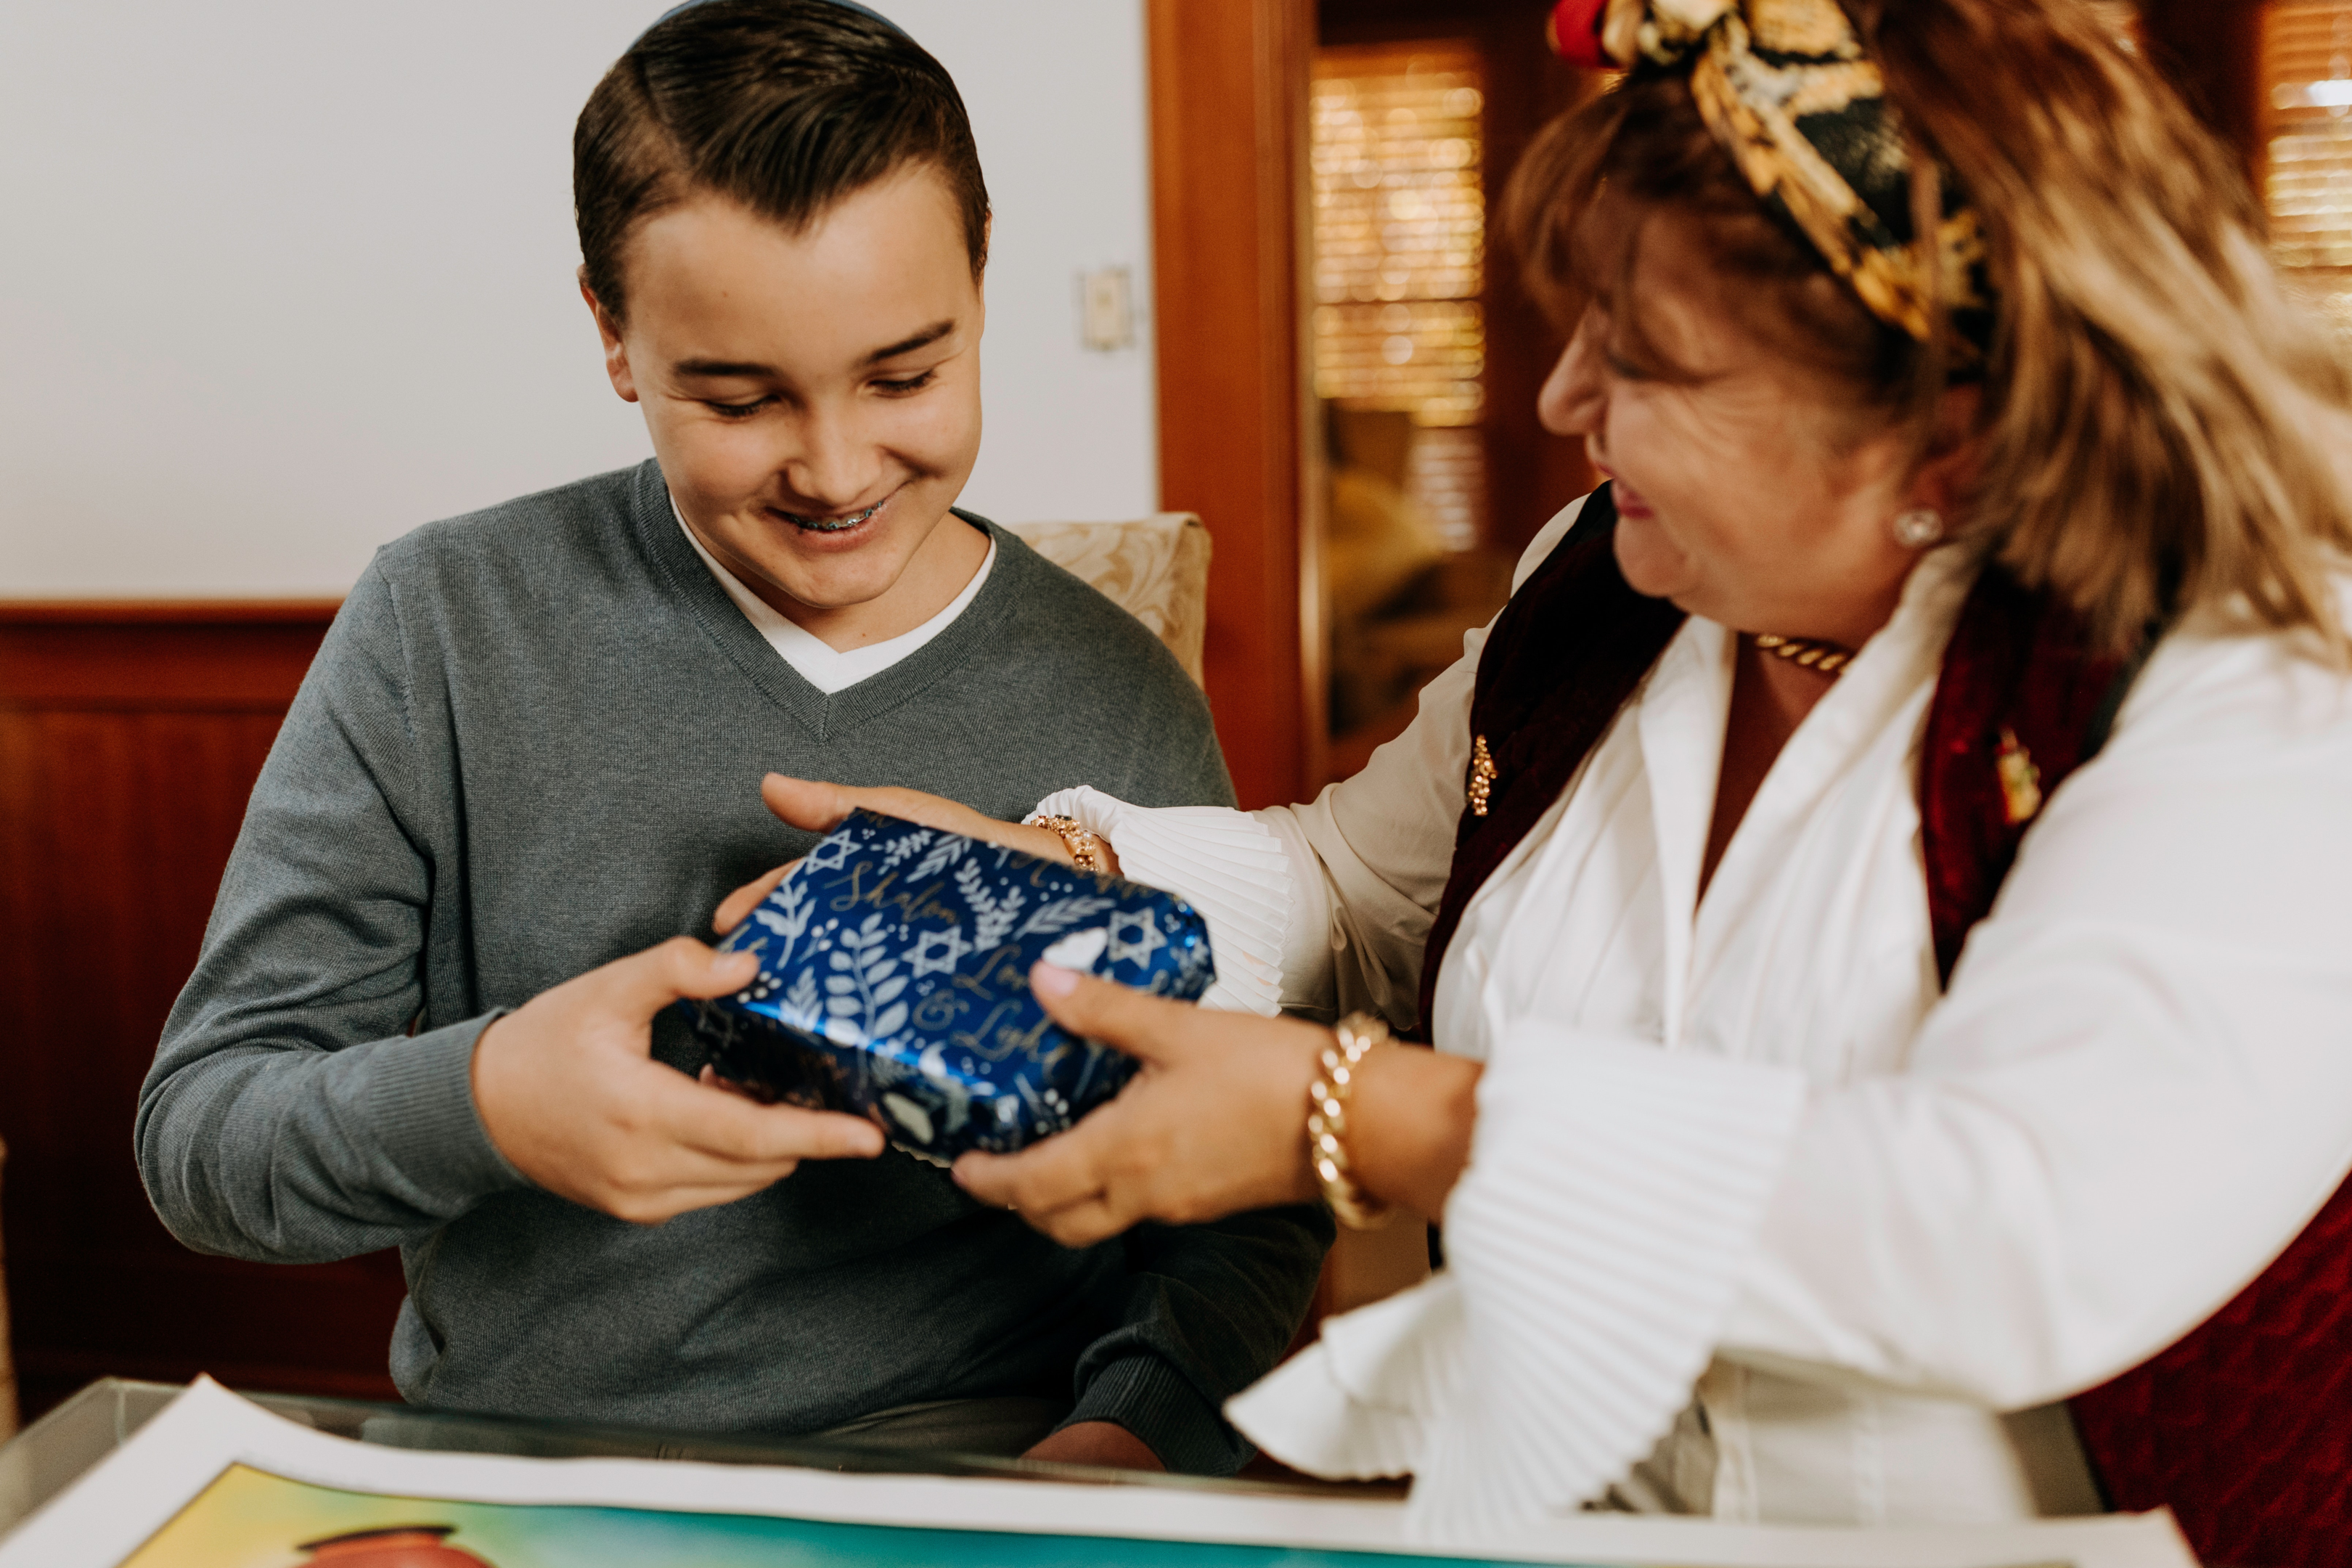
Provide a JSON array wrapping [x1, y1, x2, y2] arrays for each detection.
[[713, 774, 1114, 936], [470, 937, 885, 1223], [951, 964, 1327, 1246]]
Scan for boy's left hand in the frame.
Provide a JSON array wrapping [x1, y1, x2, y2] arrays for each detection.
[[1021, 1421, 1166, 1471]]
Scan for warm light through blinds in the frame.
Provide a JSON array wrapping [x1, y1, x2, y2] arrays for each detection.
[[1310, 41, 1488, 547], [2265, 0, 2352, 327]]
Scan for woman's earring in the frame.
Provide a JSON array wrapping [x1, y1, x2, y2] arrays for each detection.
[[1891, 507, 1945, 549]]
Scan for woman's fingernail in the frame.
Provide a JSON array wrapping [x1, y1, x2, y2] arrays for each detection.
[[1031, 963, 1079, 999]]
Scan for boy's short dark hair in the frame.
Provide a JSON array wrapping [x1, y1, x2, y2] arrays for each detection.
[[575, 0, 990, 323]]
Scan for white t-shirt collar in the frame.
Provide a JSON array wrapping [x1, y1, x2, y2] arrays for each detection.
[[671, 491, 995, 696]]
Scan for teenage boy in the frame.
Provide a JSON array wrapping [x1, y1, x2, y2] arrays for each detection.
[[138, 0, 1328, 1475]]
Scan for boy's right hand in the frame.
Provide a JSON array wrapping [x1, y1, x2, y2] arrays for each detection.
[[470, 937, 884, 1224]]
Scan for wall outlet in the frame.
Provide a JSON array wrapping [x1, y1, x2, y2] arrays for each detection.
[[1079, 266, 1135, 351]]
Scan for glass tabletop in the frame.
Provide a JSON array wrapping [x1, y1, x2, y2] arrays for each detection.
[[0, 1377, 1323, 1545]]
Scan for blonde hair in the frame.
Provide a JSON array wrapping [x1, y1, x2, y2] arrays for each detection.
[[1507, 0, 2352, 656]]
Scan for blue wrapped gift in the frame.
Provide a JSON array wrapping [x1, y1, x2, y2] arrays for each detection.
[[689, 809, 1215, 1162]]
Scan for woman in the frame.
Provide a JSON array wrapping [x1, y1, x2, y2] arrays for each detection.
[[739, 0, 2352, 1551]]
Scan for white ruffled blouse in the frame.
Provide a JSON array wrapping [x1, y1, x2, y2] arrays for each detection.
[[1032, 492, 2352, 1542]]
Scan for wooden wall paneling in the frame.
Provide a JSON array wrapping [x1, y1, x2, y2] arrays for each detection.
[[0, 603, 407, 1421], [1150, 0, 1323, 809]]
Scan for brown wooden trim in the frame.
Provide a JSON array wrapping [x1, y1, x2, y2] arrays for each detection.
[[0, 600, 344, 626], [1, 621, 336, 709], [1151, 0, 1320, 810]]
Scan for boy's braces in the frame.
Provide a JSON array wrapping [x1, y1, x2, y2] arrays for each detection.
[[783, 502, 881, 532]]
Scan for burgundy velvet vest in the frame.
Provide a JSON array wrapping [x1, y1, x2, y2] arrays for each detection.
[[1421, 486, 2352, 1565]]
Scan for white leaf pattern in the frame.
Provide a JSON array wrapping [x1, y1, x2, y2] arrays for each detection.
[[783, 971, 819, 1016], [912, 835, 970, 880], [880, 828, 933, 869], [957, 858, 1026, 949], [1016, 895, 1116, 939]]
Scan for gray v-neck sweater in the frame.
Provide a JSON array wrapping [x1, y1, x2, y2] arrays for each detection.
[[136, 459, 1328, 1474]]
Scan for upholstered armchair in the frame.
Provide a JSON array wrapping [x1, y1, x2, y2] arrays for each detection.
[[1006, 513, 1210, 688]]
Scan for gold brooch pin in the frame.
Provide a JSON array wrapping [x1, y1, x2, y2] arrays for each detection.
[[1996, 726, 2043, 826], [1468, 735, 1498, 817]]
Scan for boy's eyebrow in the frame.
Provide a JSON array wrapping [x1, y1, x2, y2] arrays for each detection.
[[670, 319, 959, 381], [859, 319, 956, 365], [674, 358, 776, 379]]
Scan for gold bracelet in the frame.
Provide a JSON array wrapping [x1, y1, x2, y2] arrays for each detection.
[[1308, 1012, 1394, 1230], [1022, 812, 1107, 874]]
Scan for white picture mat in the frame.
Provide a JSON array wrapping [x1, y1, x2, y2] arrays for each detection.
[[0, 1379, 2196, 1568]]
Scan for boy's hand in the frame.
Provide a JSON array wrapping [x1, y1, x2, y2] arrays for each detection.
[[1021, 1421, 1166, 1471], [471, 937, 884, 1224]]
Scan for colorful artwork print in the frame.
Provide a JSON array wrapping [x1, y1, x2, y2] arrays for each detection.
[[690, 809, 1215, 1163], [121, 1464, 1524, 1568]]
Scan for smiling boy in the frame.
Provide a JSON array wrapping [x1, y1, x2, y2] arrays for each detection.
[[136, 0, 1328, 1474]]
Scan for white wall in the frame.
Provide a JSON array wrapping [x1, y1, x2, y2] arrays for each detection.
[[0, 1, 1156, 597]]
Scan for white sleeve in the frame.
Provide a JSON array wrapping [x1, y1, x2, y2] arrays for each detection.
[[1028, 785, 1293, 1016], [1037, 497, 1598, 1028], [1229, 1026, 1807, 1543], [1718, 623, 2352, 1406]]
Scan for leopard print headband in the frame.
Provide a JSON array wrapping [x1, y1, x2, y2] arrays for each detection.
[[1549, 0, 1997, 365]]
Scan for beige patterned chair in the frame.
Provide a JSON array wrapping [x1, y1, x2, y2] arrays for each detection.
[[1006, 513, 1210, 688], [1, 1138, 16, 1440]]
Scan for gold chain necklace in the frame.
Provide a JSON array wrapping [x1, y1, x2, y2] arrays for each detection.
[[1752, 633, 1855, 675]]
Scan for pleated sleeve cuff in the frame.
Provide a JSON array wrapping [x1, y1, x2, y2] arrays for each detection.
[[1030, 786, 1291, 1017], [1226, 1274, 1464, 1479], [1228, 1026, 1808, 1545]]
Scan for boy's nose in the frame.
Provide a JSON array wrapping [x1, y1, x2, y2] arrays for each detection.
[[779, 409, 883, 511]]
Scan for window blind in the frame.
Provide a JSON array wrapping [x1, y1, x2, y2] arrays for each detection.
[[2265, 1, 2352, 330], [1310, 41, 1489, 550]]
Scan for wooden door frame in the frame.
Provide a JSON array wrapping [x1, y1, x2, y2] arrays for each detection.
[[1148, 0, 1323, 810]]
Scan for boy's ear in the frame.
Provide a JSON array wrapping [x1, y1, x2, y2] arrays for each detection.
[[579, 268, 640, 404]]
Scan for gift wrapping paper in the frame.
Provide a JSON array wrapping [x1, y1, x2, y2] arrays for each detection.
[[689, 809, 1215, 1162]]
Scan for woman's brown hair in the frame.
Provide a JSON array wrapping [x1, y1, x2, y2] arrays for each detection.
[[575, 0, 989, 327], [1507, 0, 2352, 656]]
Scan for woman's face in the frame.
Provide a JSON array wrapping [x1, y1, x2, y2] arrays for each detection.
[[590, 167, 984, 618], [1538, 202, 1927, 648]]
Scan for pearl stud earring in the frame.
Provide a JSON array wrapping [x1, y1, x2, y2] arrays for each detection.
[[1891, 507, 1945, 548]]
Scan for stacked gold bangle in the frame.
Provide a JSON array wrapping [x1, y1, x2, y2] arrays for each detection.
[[1023, 812, 1107, 873], [1308, 1012, 1393, 1230]]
